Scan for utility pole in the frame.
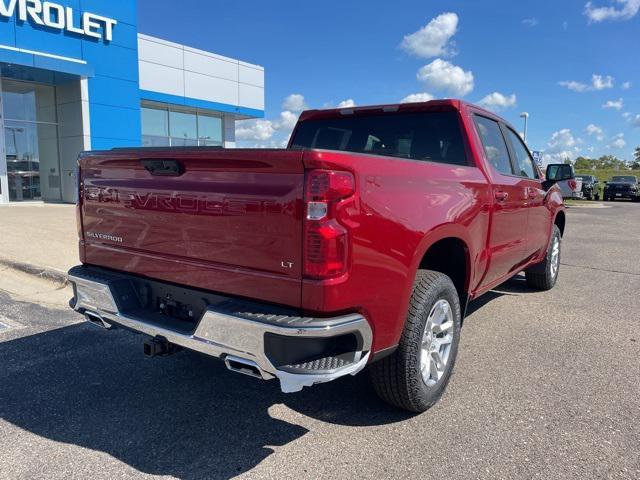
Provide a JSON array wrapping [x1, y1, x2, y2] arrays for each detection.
[[520, 112, 529, 142]]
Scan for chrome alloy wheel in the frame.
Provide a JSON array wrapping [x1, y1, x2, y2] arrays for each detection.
[[550, 236, 560, 279], [420, 299, 454, 387]]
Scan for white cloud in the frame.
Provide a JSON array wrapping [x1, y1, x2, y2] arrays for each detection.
[[236, 119, 276, 141], [281, 94, 307, 113], [477, 92, 517, 111], [400, 92, 435, 103], [607, 133, 626, 149], [522, 17, 539, 26], [236, 94, 305, 146], [584, 0, 640, 22], [543, 128, 578, 164], [417, 58, 474, 96], [622, 81, 632, 89], [585, 123, 605, 141], [559, 74, 614, 92], [337, 99, 356, 108], [562, 20, 569, 30], [274, 110, 299, 130], [602, 98, 624, 110], [559, 80, 590, 92], [592, 74, 614, 90], [401, 12, 458, 58]]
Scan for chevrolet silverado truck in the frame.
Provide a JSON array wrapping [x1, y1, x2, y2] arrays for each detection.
[[68, 100, 566, 412]]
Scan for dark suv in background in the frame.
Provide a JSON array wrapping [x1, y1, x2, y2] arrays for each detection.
[[603, 175, 640, 202], [576, 175, 600, 201]]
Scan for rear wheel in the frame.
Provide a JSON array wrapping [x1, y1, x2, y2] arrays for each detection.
[[525, 225, 561, 290], [369, 270, 461, 412]]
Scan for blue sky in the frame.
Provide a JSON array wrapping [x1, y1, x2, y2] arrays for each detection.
[[138, 0, 640, 162]]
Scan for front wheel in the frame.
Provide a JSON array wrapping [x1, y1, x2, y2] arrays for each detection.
[[525, 225, 561, 290], [369, 270, 461, 412]]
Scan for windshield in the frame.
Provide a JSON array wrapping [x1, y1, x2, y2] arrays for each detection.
[[576, 176, 591, 181], [290, 111, 469, 166], [610, 176, 637, 183]]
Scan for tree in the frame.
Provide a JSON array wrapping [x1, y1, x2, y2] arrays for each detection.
[[631, 161, 640, 170], [574, 156, 594, 170], [635, 147, 640, 162]]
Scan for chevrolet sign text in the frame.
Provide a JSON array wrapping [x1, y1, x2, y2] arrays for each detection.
[[0, 0, 117, 42]]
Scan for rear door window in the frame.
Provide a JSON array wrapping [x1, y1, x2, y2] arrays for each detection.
[[290, 111, 469, 166], [505, 128, 538, 179], [473, 115, 513, 175]]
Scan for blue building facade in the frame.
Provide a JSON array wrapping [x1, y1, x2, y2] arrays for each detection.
[[0, 0, 264, 203]]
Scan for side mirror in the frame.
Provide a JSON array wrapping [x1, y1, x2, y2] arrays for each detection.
[[542, 179, 556, 191], [545, 164, 573, 181]]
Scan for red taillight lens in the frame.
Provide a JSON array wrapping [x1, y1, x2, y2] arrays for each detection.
[[568, 179, 577, 190], [304, 170, 355, 279]]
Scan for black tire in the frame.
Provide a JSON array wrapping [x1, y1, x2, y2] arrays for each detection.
[[594, 193, 600, 201], [369, 270, 461, 413], [525, 225, 561, 290]]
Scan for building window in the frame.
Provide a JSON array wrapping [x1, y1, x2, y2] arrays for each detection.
[[141, 107, 169, 146], [141, 102, 223, 147]]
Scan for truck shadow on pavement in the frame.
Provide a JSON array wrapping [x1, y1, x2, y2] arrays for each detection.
[[0, 317, 409, 479], [0, 275, 536, 479]]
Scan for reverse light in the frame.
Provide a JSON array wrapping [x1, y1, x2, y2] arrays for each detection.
[[304, 170, 356, 279]]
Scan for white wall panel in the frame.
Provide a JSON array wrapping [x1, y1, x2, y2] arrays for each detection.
[[239, 65, 264, 88], [139, 61, 185, 97], [184, 50, 238, 82], [239, 83, 265, 110], [138, 34, 264, 118], [184, 71, 238, 106], [138, 37, 183, 69]]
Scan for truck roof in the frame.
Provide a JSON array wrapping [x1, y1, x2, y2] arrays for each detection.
[[297, 99, 505, 125]]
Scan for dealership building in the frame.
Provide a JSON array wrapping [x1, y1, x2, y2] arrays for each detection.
[[0, 0, 265, 203]]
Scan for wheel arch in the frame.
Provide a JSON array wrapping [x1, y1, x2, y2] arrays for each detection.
[[554, 210, 566, 237]]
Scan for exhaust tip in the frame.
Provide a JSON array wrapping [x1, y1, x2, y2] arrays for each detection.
[[224, 355, 265, 380], [85, 311, 112, 330]]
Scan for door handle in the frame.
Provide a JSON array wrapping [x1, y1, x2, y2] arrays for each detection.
[[494, 191, 509, 202]]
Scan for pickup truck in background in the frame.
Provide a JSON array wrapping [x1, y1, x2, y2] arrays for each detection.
[[546, 163, 583, 199], [576, 175, 600, 201], [68, 100, 566, 412], [603, 175, 640, 202]]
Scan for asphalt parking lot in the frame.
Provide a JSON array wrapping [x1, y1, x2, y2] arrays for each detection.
[[1, 201, 639, 480]]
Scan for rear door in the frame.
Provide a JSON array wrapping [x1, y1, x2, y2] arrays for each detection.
[[80, 148, 305, 307], [503, 127, 549, 260], [472, 115, 529, 286]]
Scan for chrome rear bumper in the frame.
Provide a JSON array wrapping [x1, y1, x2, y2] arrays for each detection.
[[68, 266, 372, 393]]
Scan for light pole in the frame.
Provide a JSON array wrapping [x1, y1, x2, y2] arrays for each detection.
[[520, 112, 529, 142]]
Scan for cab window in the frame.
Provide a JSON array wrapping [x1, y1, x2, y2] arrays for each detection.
[[473, 115, 513, 175]]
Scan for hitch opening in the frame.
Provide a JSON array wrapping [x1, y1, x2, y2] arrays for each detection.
[[143, 337, 182, 358]]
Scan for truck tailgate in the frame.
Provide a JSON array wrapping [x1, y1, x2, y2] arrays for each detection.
[[79, 148, 305, 307]]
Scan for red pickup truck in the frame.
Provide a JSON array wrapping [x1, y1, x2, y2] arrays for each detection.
[[68, 100, 565, 412]]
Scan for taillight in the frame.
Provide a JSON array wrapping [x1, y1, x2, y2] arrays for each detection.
[[568, 179, 577, 191], [304, 169, 355, 279]]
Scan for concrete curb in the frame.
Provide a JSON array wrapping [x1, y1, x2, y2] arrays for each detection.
[[0, 257, 68, 286]]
